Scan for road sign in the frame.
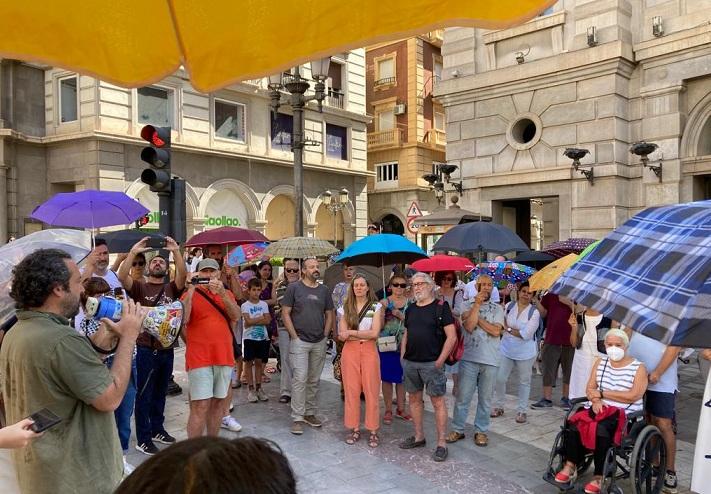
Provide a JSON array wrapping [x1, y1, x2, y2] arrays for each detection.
[[407, 201, 423, 218], [406, 217, 420, 234]]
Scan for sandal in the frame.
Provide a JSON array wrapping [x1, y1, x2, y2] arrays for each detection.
[[395, 408, 412, 421], [368, 431, 380, 448], [345, 430, 361, 445], [383, 411, 393, 425], [490, 408, 504, 418]]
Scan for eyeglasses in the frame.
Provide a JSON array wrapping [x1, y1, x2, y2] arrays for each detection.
[[391, 283, 407, 288], [285, 268, 300, 274], [412, 282, 429, 288], [132, 261, 145, 267]]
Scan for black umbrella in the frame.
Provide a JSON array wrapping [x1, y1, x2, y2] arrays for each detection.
[[432, 222, 529, 258], [97, 229, 164, 253], [512, 250, 555, 270]]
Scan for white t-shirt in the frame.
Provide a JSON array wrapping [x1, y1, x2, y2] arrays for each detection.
[[336, 303, 382, 331], [463, 280, 500, 304], [241, 300, 269, 341]]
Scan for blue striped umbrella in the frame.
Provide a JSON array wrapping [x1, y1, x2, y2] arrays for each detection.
[[551, 200, 711, 348]]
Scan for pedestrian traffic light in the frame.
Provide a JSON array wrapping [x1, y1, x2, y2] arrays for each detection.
[[135, 213, 150, 229], [140, 125, 171, 193]]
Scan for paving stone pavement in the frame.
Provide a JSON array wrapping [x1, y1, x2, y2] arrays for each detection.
[[125, 348, 706, 493]]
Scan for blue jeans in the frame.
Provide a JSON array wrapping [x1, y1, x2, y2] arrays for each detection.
[[451, 360, 497, 434], [135, 347, 174, 444], [106, 355, 137, 452], [494, 355, 536, 413]]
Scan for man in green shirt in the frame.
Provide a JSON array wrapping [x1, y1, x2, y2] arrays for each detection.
[[0, 249, 142, 494]]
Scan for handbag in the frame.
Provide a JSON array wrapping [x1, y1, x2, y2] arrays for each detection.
[[333, 302, 372, 381], [377, 335, 398, 352]]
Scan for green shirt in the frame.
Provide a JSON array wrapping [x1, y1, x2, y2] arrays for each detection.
[[0, 310, 122, 494]]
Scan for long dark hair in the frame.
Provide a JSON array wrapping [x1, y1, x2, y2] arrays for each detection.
[[343, 274, 376, 331]]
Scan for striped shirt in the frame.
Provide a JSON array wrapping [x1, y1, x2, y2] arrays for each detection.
[[595, 357, 644, 412]]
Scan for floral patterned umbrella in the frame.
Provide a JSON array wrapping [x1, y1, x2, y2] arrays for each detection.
[[469, 261, 536, 289], [542, 238, 597, 259]]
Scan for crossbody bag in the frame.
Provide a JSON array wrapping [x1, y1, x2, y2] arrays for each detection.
[[333, 302, 373, 381], [194, 289, 239, 356]]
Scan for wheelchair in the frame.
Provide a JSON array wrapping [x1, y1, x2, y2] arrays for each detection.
[[543, 397, 667, 494]]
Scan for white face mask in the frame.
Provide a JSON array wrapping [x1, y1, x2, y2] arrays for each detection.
[[606, 346, 625, 362]]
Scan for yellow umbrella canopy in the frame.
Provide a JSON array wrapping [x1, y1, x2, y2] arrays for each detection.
[[528, 253, 578, 292], [0, 0, 555, 92]]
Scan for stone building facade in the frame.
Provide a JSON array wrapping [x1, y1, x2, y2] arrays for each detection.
[[436, 0, 711, 245], [0, 52, 371, 246], [366, 32, 448, 238]]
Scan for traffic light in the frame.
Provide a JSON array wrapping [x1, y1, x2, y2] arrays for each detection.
[[135, 214, 150, 229], [140, 125, 171, 193]]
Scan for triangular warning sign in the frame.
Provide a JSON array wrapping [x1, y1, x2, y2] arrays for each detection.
[[407, 201, 423, 217]]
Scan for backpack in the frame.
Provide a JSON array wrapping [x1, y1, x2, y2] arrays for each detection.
[[505, 302, 544, 342], [436, 300, 464, 365]]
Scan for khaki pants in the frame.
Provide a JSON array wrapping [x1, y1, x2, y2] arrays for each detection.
[[290, 337, 327, 421]]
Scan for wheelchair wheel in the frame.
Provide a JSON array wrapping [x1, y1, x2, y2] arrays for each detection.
[[629, 425, 667, 494], [547, 430, 566, 477], [599, 447, 618, 494]]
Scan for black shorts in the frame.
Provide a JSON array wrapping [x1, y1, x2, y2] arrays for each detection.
[[645, 390, 675, 419], [243, 339, 270, 363]]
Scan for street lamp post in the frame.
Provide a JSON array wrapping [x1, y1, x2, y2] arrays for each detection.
[[268, 58, 331, 237], [319, 188, 349, 247]]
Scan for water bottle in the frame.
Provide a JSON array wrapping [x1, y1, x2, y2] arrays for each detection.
[[85, 296, 123, 322]]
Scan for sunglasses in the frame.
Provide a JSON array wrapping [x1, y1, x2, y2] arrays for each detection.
[[391, 283, 407, 288], [285, 268, 300, 274], [442, 277, 454, 281], [132, 261, 145, 267]]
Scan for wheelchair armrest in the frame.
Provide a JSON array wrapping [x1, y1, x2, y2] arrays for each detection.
[[570, 397, 588, 405], [626, 410, 644, 420]]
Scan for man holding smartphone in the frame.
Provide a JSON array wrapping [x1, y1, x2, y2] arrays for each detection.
[[0, 249, 142, 494], [118, 236, 186, 456]]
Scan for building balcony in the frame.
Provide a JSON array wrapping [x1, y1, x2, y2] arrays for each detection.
[[424, 129, 446, 147], [374, 76, 397, 88], [368, 128, 403, 149], [326, 90, 345, 109]]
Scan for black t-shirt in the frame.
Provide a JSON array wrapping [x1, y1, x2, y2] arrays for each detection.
[[403, 299, 454, 362]]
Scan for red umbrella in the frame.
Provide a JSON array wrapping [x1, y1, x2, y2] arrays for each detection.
[[185, 227, 269, 247], [411, 254, 474, 273]]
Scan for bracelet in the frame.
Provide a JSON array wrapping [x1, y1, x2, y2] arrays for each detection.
[[600, 390, 604, 399]]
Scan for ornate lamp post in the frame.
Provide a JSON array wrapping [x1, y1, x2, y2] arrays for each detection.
[[319, 188, 349, 247], [268, 57, 332, 236]]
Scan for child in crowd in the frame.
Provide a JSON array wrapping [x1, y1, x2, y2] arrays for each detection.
[[241, 278, 272, 403]]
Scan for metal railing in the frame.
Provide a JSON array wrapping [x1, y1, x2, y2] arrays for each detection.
[[326, 90, 345, 109], [374, 76, 396, 87]]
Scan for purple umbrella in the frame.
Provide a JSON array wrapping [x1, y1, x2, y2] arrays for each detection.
[[31, 190, 149, 229], [542, 238, 597, 259]]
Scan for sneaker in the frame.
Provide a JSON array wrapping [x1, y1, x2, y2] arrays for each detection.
[[123, 456, 135, 476], [256, 388, 268, 402], [279, 395, 291, 403], [166, 379, 182, 396], [291, 421, 304, 435], [303, 415, 323, 427], [433, 446, 448, 462], [531, 398, 553, 409], [152, 431, 176, 444], [135, 441, 159, 456], [221, 415, 243, 432], [560, 397, 572, 411], [663, 471, 678, 494], [247, 390, 258, 403]]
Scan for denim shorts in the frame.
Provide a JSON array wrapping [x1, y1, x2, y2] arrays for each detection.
[[188, 365, 232, 400], [403, 359, 447, 397], [645, 390, 676, 419]]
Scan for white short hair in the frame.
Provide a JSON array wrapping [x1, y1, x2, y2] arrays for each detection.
[[604, 328, 630, 347], [411, 272, 434, 286]]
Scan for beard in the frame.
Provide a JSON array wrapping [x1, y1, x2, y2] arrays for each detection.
[[413, 291, 429, 302], [60, 292, 81, 319], [96, 260, 109, 271], [150, 267, 167, 278]]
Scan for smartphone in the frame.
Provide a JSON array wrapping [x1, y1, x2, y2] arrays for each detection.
[[146, 237, 167, 249], [29, 408, 62, 433]]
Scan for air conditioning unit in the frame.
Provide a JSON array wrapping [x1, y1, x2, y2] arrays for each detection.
[[393, 103, 407, 115]]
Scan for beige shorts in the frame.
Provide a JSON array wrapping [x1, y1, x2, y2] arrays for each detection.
[[188, 365, 232, 400]]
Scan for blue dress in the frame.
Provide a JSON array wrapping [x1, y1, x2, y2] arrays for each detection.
[[379, 299, 407, 384]]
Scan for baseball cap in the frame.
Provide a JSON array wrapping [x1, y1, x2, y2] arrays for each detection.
[[196, 258, 220, 271]]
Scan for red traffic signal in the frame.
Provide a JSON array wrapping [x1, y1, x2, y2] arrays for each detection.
[[135, 214, 150, 228], [140, 125, 171, 168]]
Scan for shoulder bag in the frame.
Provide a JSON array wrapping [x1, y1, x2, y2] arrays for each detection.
[[194, 288, 239, 358]]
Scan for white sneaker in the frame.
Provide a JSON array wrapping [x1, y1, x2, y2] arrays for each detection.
[[221, 415, 242, 432], [123, 455, 135, 476], [247, 390, 258, 403], [256, 388, 268, 401]]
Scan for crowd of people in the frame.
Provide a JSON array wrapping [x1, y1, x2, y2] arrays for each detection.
[[0, 235, 708, 494]]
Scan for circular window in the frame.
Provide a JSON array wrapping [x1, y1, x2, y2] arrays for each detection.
[[506, 113, 542, 150]]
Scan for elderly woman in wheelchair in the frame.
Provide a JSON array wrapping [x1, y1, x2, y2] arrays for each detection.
[[550, 328, 649, 494]]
